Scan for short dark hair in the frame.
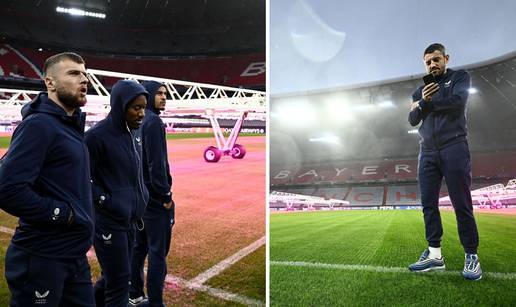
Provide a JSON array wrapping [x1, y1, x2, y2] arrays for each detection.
[[43, 52, 85, 76], [424, 43, 446, 56]]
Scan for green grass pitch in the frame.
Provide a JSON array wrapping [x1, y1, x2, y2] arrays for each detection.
[[270, 210, 516, 306], [0, 133, 264, 148]]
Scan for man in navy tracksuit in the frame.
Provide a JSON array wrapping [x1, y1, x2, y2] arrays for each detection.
[[408, 43, 481, 280], [85, 80, 150, 306], [129, 81, 175, 307], [0, 53, 95, 306]]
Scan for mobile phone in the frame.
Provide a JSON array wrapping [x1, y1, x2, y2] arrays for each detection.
[[423, 73, 436, 85]]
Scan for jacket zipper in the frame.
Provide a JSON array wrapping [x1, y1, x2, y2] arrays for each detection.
[[127, 126, 146, 213]]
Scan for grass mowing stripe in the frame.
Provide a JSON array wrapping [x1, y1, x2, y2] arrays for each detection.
[[0, 137, 10, 148], [0, 133, 264, 147], [270, 260, 516, 280], [166, 133, 264, 140]]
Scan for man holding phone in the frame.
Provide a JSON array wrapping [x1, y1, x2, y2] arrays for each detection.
[[408, 43, 482, 280]]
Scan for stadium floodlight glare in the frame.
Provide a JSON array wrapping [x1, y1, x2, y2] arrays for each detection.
[[309, 134, 340, 144], [325, 99, 354, 122], [352, 104, 373, 111], [277, 100, 316, 127], [378, 100, 394, 108], [56, 6, 106, 19], [468, 87, 478, 94]]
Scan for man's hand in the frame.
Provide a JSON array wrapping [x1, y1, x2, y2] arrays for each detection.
[[164, 199, 174, 210], [422, 83, 439, 101], [410, 101, 420, 111]]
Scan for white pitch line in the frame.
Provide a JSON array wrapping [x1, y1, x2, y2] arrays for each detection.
[[189, 236, 266, 287], [271, 261, 516, 280], [0, 226, 15, 235], [164, 275, 264, 307]]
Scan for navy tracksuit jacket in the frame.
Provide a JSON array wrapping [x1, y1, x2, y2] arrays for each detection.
[[409, 68, 479, 254], [85, 80, 150, 307], [130, 81, 174, 306], [0, 93, 95, 306]]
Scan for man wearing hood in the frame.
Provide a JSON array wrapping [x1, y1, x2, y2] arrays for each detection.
[[129, 81, 174, 307], [0, 52, 95, 306], [85, 80, 150, 306]]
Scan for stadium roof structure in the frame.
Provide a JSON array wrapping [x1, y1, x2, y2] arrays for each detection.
[[0, 68, 266, 163], [0, 0, 265, 55]]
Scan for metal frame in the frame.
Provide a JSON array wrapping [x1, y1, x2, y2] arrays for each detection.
[[1, 69, 266, 162], [269, 191, 351, 210], [439, 179, 516, 208]]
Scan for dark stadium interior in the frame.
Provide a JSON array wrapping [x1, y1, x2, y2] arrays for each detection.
[[0, 0, 265, 132], [1, 0, 265, 56], [0, 0, 265, 90]]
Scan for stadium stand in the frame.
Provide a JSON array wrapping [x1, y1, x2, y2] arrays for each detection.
[[271, 152, 516, 187], [385, 184, 420, 206], [346, 186, 384, 206], [271, 54, 516, 210], [0, 45, 41, 79], [0, 44, 264, 89], [312, 187, 350, 201]]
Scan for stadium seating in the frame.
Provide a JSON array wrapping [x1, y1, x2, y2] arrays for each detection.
[[312, 187, 350, 200], [345, 186, 384, 206], [270, 151, 516, 186], [0, 45, 41, 79], [0, 44, 264, 88]]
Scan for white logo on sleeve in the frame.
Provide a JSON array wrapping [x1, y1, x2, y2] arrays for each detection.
[[102, 233, 112, 245], [52, 208, 60, 220], [35, 290, 50, 304]]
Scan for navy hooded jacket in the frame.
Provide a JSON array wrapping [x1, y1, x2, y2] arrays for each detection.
[[408, 68, 471, 150], [140, 81, 172, 208], [0, 93, 94, 259], [84, 80, 150, 230]]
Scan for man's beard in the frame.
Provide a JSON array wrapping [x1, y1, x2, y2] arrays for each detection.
[[57, 86, 86, 108], [156, 100, 166, 111]]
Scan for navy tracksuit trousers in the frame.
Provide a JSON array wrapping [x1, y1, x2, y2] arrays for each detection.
[[418, 141, 479, 254], [93, 220, 135, 307], [130, 204, 174, 306], [5, 244, 95, 307]]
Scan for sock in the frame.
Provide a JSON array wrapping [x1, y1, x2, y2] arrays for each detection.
[[428, 247, 442, 259]]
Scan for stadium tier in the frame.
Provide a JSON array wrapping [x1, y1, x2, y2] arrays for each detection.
[[271, 151, 516, 186], [271, 178, 516, 210], [0, 44, 265, 88], [0, 45, 41, 79]]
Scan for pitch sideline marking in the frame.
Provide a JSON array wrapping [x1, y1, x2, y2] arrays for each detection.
[[0, 227, 265, 306], [270, 260, 516, 280], [189, 236, 266, 287], [0, 226, 14, 235], [165, 274, 264, 307]]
